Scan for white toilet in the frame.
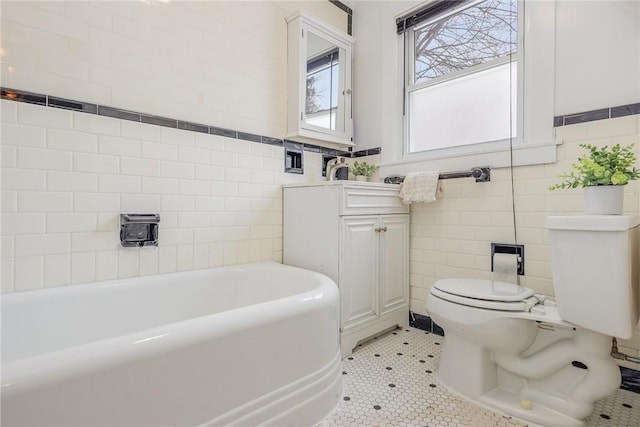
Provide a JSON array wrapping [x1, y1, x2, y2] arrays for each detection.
[[425, 215, 639, 427]]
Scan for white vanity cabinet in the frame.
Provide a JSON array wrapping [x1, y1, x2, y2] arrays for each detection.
[[283, 182, 409, 357], [285, 11, 355, 148]]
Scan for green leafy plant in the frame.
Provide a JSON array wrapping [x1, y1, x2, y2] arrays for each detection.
[[549, 143, 639, 190], [351, 161, 378, 178]]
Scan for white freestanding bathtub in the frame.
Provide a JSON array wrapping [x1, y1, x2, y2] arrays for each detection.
[[1, 262, 342, 427]]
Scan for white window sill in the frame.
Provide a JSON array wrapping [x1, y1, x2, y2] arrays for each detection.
[[378, 139, 559, 177]]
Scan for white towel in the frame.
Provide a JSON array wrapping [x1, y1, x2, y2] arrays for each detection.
[[399, 171, 440, 204]]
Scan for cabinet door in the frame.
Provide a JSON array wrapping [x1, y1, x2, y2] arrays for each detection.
[[340, 216, 379, 331], [285, 11, 355, 147], [379, 215, 409, 315]]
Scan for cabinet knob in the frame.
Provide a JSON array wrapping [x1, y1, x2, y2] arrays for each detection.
[[375, 227, 388, 233], [343, 88, 352, 95]]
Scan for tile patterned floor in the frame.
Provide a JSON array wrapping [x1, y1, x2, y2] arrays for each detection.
[[319, 327, 640, 427]]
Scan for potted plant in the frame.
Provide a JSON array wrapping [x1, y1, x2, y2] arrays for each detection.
[[351, 161, 378, 182], [549, 143, 639, 214]]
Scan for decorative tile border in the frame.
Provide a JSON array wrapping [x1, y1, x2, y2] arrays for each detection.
[[554, 102, 640, 127], [1, 87, 286, 147], [409, 311, 444, 336], [353, 147, 381, 157], [1, 87, 378, 160], [329, 0, 353, 35]]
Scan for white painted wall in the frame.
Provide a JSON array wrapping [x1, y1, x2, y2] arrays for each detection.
[[0, 0, 349, 293], [554, 0, 640, 114], [351, 0, 420, 152]]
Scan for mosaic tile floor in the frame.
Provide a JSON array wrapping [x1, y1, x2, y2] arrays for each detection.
[[319, 327, 640, 427]]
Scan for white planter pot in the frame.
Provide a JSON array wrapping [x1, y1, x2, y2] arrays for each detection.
[[584, 185, 624, 215], [355, 175, 368, 182]]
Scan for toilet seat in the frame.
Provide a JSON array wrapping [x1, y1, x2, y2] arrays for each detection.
[[431, 279, 540, 312]]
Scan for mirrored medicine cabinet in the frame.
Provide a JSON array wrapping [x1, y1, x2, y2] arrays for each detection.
[[286, 11, 355, 148]]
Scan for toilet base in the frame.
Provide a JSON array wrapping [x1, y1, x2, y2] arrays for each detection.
[[434, 327, 620, 426], [436, 379, 586, 427], [435, 330, 585, 426], [427, 290, 622, 426]]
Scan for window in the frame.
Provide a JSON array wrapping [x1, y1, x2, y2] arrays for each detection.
[[401, 0, 519, 155]]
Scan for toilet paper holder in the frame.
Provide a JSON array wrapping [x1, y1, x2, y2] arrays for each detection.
[[491, 243, 525, 275]]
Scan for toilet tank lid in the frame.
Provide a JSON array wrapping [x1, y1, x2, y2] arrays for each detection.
[[433, 278, 535, 302], [545, 215, 640, 231]]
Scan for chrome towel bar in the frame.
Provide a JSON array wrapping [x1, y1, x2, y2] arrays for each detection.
[[384, 167, 491, 184]]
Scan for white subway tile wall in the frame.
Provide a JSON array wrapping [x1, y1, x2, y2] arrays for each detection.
[[409, 115, 640, 368], [1, 99, 329, 293]]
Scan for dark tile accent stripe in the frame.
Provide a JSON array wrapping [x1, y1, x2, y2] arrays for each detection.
[[48, 96, 97, 114], [612, 103, 640, 118], [302, 142, 330, 154], [141, 114, 177, 128], [261, 136, 283, 146], [237, 131, 262, 143], [353, 147, 382, 157], [283, 140, 304, 150], [295, 144, 382, 158], [554, 102, 640, 127], [564, 108, 609, 125], [409, 312, 445, 336], [302, 143, 323, 153], [178, 121, 209, 134], [329, 0, 352, 15], [98, 105, 141, 122], [553, 116, 564, 127], [1, 87, 46, 105], [210, 126, 237, 138], [1, 87, 381, 160], [621, 366, 640, 394], [328, 0, 352, 35]]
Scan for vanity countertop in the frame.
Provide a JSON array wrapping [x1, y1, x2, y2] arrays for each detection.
[[282, 181, 400, 189]]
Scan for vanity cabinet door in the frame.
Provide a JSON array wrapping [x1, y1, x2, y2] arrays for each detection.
[[379, 215, 410, 315], [340, 216, 379, 331]]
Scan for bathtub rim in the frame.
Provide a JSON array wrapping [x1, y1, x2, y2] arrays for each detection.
[[1, 262, 339, 388], [1, 261, 336, 364]]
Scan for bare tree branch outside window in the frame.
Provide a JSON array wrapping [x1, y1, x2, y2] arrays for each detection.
[[306, 75, 323, 114], [414, 0, 517, 84]]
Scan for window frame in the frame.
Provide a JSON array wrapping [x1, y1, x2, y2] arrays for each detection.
[[377, 0, 557, 178], [402, 0, 525, 161]]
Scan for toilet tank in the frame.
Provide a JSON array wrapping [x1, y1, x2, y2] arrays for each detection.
[[546, 215, 639, 339]]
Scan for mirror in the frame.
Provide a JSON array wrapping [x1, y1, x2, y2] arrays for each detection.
[[286, 11, 354, 147], [305, 31, 346, 133]]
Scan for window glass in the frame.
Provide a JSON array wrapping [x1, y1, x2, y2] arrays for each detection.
[[406, 0, 519, 155], [409, 62, 517, 152], [306, 32, 341, 130], [413, 0, 517, 84]]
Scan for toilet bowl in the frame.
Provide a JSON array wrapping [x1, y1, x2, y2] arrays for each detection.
[[426, 215, 640, 427]]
